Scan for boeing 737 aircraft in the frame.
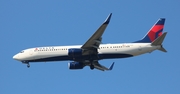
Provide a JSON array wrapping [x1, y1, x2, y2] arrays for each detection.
[[13, 13, 167, 71]]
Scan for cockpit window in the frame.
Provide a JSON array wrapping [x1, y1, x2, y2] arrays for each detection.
[[20, 51, 24, 53]]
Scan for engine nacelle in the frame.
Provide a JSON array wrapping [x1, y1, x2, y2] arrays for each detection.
[[68, 48, 82, 58], [68, 62, 84, 69]]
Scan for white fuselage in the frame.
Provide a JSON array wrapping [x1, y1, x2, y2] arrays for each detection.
[[13, 43, 160, 62], [12, 14, 167, 71]]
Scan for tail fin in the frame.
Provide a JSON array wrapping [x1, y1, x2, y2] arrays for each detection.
[[135, 18, 165, 43]]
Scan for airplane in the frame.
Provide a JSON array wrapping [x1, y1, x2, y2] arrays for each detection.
[[13, 13, 167, 71]]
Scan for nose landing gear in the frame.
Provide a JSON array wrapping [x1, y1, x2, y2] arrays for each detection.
[[22, 61, 30, 68]]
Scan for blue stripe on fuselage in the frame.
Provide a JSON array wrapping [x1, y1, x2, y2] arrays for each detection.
[[27, 53, 133, 62]]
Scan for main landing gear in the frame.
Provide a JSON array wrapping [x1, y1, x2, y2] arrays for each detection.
[[27, 63, 30, 68], [90, 64, 94, 70]]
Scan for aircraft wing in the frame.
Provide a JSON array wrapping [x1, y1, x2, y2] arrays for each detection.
[[81, 13, 112, 55], [92, 61, 114, 71]]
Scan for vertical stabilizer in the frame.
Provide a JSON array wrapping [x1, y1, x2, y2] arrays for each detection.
[[135, 18, 165, 43]]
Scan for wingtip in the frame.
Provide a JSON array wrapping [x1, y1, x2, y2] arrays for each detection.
[[104, 13, 112, 24], [108, 62, 115, 70]]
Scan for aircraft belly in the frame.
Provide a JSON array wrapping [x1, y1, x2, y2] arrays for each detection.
[[98, 53, 133, 59]]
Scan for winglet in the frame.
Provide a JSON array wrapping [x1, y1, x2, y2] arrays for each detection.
[[108, 62, 115, 70], [104, 13, 112, 24]]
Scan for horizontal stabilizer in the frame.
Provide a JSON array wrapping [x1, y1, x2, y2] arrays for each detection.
[[151, 32, 167, 46], [151, 32, 167, 52], [159, 47, 167, 52]]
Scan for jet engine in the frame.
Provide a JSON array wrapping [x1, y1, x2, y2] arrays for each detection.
[[68, 48, 82, 58], [68, 62, 84, 69]]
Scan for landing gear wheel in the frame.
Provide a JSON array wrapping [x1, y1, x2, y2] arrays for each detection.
[[90, 65, 94, 70], [27, 64, 30, 68]]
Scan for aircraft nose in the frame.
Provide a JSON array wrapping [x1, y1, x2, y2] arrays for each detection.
[[13, 54, 19, 60]]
